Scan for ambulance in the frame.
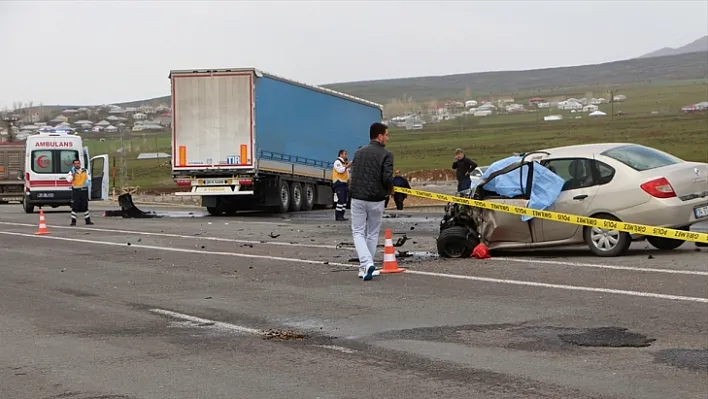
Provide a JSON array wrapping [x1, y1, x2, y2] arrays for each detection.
[[22, 130, 110, 214]]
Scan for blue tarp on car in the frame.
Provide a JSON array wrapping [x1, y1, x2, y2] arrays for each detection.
[[480, 155, 565, 222]]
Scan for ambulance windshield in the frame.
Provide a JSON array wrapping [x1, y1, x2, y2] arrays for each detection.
[[31, 150, 80, 174]]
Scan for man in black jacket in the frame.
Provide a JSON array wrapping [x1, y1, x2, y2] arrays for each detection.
[[349, 122, 394, 281], [452, 148, 477, 192]]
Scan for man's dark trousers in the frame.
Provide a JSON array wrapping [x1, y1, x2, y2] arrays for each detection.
[[457, 178, 471, 192], [333, 182, 348, 220], [71, 187, 92, 225], [393, 193, 405, 210]]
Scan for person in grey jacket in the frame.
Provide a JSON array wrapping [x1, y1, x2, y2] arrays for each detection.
[[348, 122, 394, 281]]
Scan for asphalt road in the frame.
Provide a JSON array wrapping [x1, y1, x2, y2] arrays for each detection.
[[1, 201, 707, 399]]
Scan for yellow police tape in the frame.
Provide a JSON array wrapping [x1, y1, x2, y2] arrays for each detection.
[[393, 187, 708, 244]]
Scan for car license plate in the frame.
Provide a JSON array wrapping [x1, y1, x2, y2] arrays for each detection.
[[694, 205, 708, 219], [38, 192, 54, 198]]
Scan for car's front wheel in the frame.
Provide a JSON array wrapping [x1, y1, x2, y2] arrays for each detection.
[[647, 235, 685, 251], [436, 226, 478, 258], [583, 214, 632, 257]]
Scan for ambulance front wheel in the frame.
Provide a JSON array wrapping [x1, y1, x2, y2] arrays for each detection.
[[22, 199, 34, 214]]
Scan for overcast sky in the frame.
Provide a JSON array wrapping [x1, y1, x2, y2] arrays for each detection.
[[1, 0, 706, 108]]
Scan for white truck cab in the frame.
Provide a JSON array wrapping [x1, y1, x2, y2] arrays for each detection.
[[23, 131, 110, 214]]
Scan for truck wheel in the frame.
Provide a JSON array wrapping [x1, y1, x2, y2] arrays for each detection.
[[23, 200, 34, 214], [277, 180, 290, 213], [301, 184, 315, 211], [436, 226, 477, 258], [224, 205, 238, 216], [206, 206, 224, 216], [289, 182, 303, 212]]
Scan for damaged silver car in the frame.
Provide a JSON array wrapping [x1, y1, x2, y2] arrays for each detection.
[[436, 143, 708, 258]]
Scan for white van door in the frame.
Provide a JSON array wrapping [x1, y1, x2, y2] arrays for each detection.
[[90, 154, 110, 200]]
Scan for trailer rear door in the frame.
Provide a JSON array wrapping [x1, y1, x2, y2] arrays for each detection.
[[171, 72, 254, 171]]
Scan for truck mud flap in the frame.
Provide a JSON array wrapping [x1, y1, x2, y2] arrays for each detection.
[[114, 193, 161, 218]]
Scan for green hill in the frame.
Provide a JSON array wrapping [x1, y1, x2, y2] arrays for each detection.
[[323, 52, 708, 104], [112, 52, 705, 106]]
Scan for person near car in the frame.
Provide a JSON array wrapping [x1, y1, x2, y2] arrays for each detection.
[[332, 149, 351, 221], [384, 169, 411, 210], [65, 158, 94, 226], [349, 122, 394, 281], [452, 148, 478, 192]]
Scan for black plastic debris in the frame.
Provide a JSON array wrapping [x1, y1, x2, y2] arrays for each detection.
[[118, 193, 161, 218], [269, 232, 280, 238], [394, 235, 408, 247], [558, 327, 656, 347]]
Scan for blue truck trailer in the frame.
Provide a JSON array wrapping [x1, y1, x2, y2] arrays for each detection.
[[169, 68, 384, 215]]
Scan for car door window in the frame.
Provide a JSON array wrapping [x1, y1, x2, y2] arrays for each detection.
[[543, 158, 596, 191]]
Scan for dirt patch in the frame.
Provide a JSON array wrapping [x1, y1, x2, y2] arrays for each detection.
[[406, 169, 456, 183], [558, 326, 655, 347], [654, 348, 708, 372]]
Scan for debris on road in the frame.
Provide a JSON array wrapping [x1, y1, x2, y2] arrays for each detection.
[[263, 328, 306, 341], [337, 233, 410, 250], [269, 232, 280, 238]]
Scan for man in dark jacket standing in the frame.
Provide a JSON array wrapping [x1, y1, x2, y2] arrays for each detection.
[[452, 148, 477, 192], [349, 122, 394, 281], [385, 170, 411, 210]]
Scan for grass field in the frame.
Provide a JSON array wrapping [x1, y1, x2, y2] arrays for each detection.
[[82, 82, 708, 191]]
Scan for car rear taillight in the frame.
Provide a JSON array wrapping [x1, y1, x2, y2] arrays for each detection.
[[640, 177, 676, 198]]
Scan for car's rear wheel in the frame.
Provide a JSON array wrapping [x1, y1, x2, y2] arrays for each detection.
[[583, 214, 631, 257], [436, 226, 478, 258], [647, 236, 685, 251]]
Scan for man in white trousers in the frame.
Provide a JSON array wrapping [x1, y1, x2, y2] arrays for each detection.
[[348, 122, 394, 281]]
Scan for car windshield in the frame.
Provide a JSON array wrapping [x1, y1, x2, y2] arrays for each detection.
[[601, 144, 682, 171]]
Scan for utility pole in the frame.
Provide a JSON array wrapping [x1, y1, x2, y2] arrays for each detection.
[[119, 134, 128, 190]]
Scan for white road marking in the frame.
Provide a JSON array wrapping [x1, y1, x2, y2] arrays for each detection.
[[315, 345, 357, 354], [0, 231, 344, 267], [408, 269, 708, 304], [1, 221, 704, 277], [492, 257, 708, 276], [150, 308, 262, 335], [0, 221, 340, 250], [2, 231, 707, 304]]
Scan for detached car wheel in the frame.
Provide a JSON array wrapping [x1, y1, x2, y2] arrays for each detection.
[[437, 226, 478, 258], [583, 215, 631, 257], [647, 236, 685, 251]]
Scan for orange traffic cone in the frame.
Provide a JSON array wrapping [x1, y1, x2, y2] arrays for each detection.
[[380, 228, 405, 274], [35, 209, 50, 235]]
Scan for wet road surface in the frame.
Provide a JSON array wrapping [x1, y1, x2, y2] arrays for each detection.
[[0, 202, 707, 399]]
